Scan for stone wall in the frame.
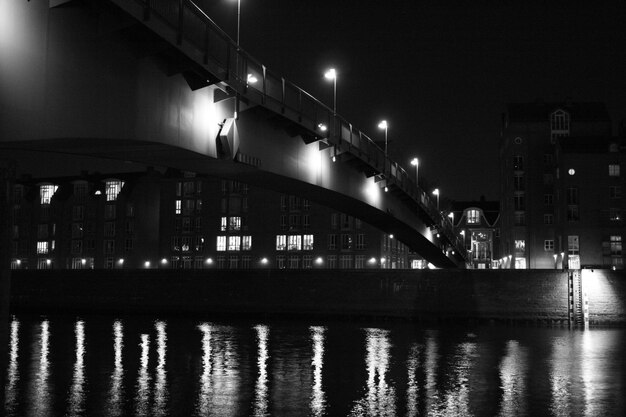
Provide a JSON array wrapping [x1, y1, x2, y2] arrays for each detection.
[[12, 268, 618, 325]]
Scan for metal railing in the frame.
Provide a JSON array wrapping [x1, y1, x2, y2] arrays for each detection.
[[118, 0, 466, 262]]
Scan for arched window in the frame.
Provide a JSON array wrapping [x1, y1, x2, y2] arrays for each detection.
[[550, 109, 570, 143]]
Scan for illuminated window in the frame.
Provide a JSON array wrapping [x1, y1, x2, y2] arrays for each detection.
[[242, 236, 252, 251], [610, 236, 622, 256], [544, 240, 554, 251], [303, 234, 314, 250], [567, 235, 579, 255], [228, 236, 241, 251], [288, 235, 301, 251], [220, 217, 227, 231], [514, 240, 525, 255], [37, 241, 49, 254], [39, 184, 58, 205], [466, 209, 480, 224], [276, 235, 286, 251], [216, 236, 226, 251], [609, 164, 620, 177], [105, 180, 124, 202], [175, 200, 182, 215], [229, 216, 241, 231]]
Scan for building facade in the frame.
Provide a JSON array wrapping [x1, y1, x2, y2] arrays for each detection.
[[500, 100, 624, 269], [450, 199, 500, 269], [10, 169, 411, 270]]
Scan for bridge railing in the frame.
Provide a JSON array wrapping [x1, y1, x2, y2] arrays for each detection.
[[123, 0, 466, 262]]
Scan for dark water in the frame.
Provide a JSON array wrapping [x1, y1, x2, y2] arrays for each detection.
[[3, 314, 626, 417]]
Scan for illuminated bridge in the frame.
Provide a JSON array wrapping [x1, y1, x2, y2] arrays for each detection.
[[0, 0, 466, 267]]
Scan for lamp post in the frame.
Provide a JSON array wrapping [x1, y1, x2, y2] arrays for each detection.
[[410, 157, 419, 187], [378, 120, 388, 155], [233, 0, 241, 47], [432, 188, 439, 210], [324, 68, 337, 115]]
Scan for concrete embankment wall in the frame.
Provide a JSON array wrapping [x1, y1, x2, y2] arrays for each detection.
[[8, 269, 626, 325]]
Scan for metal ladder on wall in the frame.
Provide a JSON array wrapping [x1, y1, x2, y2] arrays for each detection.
[[568, 270, 589, 329]]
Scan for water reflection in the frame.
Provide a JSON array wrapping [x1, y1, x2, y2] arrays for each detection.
[[254, 324, 270, 417], [196, 323, 241, 417], [153, 321, 168, 417], [67, 320, 86, 417], [405, 343, 420, 416], [498, 340, 528, 416], [135, 334, 150, 417], [550, 335, 574, 416], [108, 320, 124, 417], [28, 319, 51, 417], [4, 318, 20, 415], [310, 326, 326, 417], [349, 328, 396, 417]]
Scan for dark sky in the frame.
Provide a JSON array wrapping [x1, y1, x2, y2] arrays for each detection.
[[199, 0, 626, 202]]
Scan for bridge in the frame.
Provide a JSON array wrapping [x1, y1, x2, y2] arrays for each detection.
[[0, 0, 466, 267]]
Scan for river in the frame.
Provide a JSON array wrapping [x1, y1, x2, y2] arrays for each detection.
[[3, 314, 626, 416]]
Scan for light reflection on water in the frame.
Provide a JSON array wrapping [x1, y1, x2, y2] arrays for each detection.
[[4, 315, 626, 417]]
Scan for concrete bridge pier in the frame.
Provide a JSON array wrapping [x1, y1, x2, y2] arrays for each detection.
[[0, 160, 14, 408]]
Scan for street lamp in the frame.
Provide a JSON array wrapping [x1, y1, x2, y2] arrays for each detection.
[[432, 188, 440, 209], [378, 120, 388, 155], [410, 157, 419, 187], [232, 0, 241, 47], [324, 68, 337, 115]]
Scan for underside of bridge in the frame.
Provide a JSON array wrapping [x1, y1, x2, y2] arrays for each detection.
[[0, 0, 466, 267]]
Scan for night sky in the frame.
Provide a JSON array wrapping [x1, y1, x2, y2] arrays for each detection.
[[199, 0, 626, 202]]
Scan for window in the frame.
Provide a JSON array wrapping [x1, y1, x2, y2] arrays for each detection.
[[568, 235, 579, 255], [216, 236, 227, 251], [544, 194, 554, 206], [302, 255, 313, 269], [242, 236, 252, 251], [125, 238, 133, 251], [175, 200, 182, 215], [303, 214, 310, 230], [328, 255, 337, 269], [341, 234, 353, 250], [125, 220, 134, 234], [220, 217, 227, 231], [182, 217, 191, 233], [280, 195, 287, 211], [544, 240, 554, 251], [105, 180, 124, 201], [195, 236, 205, 251], [513, 175, 524, 191], [340, 255, 352, 269], [567, 206, 579, 222], [229, 255, 239, 269], [544, 214, 554, 225], [610, 186, 622, 199], [609, 164, 620, 177], [183, 181, 195, 196], [513, 156, 523, 171], [74, 182, 88, 202], [276, 235, 286, 251], [229, 216, 241, 231], [276, 255, 286, 269], [328, 234, 337, 250], [241, 256, 251, 269], [37, 224, 48, 239], [355, 255, 365, 269], [610, 208, 621, 222], [171, 236, 181, 251], [104, 222, 116, 237], [566, 187, 578, 205], [39, 184, 58, 205], [610, 236, 622, 256], [105, 205, 116, 220], [356, 234, 365, 250], [514, 212, 526, 225], [37, 241, 49, 254], [331, 213, 338, 229], [226, 236, 239, 251], [104, 240, 115, 254], [303, 199, 310, 210], [288, 235, 302, 251], [288, 255, 300, 269], [289, 196, 301, 211], [514, 194, 525, 211], [466, 209, 480, 224], [550, 110, 570, 143], [181, 237, 192, 252], [289, 214, 300, 230], [72, 206, 84, 221], [303, 234, 314, 250], [514, 240, 525, 255], [183, 199, 195, 216], [280, 215, 287, 231]]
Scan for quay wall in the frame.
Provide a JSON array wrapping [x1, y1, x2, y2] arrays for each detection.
[[8, 269, 626, 325]]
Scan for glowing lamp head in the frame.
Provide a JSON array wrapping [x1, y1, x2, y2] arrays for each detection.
[[318, 123, 327, 132], [247, 73, 258, 84], [324, 68, 337, 80], [260, 257, 269, 265], [378, 120, 388, 130], [432, 188, 439, 196], [411, 157, 419, 166]]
